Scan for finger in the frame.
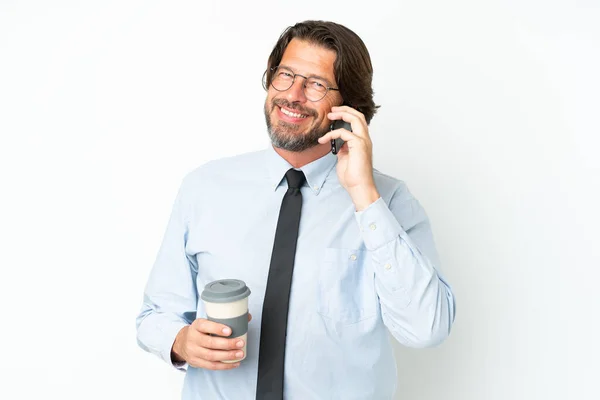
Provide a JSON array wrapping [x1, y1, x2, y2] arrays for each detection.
[[318, 127, 358, 145], [248, 313, 252, 322], [197, 346, 245, 363], [192, 318, 233, 337], [190, 357, 241, 371], [327, 112, 368, 140], [198, 332, 245, 351], [330, 105, 367, 123], [327, 110, 360, 124]]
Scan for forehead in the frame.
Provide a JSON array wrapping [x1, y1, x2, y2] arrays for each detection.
[[279, 38, 337, 82]]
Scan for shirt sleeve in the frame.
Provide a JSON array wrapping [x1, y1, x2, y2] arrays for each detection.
[[354, 186, 456, 348], [135, 177, 198, 370]]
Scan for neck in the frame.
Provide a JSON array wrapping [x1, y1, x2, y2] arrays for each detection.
[[272, 143, 332, 168]]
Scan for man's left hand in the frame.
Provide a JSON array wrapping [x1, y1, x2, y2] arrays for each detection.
[[318, 106, 380, 211]]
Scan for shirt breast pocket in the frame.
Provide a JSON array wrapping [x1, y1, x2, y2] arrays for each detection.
[[317, 247, 378, 324]]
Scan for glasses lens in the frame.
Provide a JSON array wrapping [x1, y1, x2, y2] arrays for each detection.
[[269, 67, 331, 101], [271, 67, 294, 91], [304, 78, 328, 101]]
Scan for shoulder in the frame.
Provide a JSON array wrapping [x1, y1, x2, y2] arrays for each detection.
[[181, 148, 267, 187]]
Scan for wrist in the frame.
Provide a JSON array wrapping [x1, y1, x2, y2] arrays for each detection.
[[350, 185, 380, 211], [171, 325, 188, 364]]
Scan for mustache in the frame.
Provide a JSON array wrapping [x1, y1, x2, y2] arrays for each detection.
[[272, 99, 317, 117]]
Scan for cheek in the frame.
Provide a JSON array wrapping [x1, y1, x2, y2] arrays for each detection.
[[265, 94, 273, 108], [316, 104, 333, 122], [266, 90, 278, 108]]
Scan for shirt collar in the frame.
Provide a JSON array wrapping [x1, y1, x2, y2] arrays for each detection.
[[265, 144, 338, 195]]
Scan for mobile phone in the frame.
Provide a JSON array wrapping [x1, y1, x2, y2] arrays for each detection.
[[329, 120, 352, 154]]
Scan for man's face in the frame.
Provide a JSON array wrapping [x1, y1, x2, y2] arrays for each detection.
[[264, 39, 343, 152]]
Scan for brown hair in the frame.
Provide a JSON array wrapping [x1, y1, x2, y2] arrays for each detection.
[[264, 20, 380, 124]]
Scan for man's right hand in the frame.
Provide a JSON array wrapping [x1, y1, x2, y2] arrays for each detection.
[[171, 316, 250, 370]]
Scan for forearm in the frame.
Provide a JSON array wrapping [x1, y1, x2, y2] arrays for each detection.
[[136, 305, 190, 366], [372, 236, 455, 347], [170, 325, 190, 364], [355, 196, 456, 347], [135, 175, 199, 368]]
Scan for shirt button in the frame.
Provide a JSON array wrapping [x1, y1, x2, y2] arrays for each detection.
[[369, 223, 377, 230], [314, 185, 319, 190], [384, 263, 392, 270], [350, 254, 357, 261]]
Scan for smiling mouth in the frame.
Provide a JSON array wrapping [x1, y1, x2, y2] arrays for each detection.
[[279, 106, 309, 119]]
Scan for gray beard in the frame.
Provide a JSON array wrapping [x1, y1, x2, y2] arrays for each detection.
[[264, 104, 327, 152]]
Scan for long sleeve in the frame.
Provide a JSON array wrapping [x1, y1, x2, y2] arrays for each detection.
[[136, 178, 199, 368], [354, 184, 456, 348]]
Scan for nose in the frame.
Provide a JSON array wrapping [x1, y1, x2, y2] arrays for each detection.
[[285, 77, 308, 103]]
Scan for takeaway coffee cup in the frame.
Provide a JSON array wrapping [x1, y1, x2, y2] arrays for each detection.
[[201, 279, 251, 363]]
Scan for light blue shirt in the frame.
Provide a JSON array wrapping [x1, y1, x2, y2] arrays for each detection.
[[136, 145, 456, 399]]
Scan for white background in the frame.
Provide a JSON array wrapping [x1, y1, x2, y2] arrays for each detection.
[[1, 1, 598, 399]]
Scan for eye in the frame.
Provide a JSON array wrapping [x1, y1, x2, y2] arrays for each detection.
[[309, 80, 327, 90]]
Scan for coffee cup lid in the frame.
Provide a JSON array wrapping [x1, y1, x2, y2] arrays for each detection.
[[201, 279, 251, 303]]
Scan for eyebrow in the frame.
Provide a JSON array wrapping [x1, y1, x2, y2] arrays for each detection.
[[278, 64, 335, 86]]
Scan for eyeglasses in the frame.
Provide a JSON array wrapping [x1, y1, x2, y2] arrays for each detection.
[[264, 66, 339, 102]]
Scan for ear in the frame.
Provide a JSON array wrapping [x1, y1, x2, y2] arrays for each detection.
[[262, 69, 270, 91]]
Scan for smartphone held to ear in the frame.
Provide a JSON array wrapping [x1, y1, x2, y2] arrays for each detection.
[[329, 120, 351, 154]]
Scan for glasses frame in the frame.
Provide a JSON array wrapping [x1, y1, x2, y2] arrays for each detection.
[[263, 66, 339, 102]]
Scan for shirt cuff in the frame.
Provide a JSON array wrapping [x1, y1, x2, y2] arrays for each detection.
[[354, 197, 405, 251], [159, 319, 189, 371]]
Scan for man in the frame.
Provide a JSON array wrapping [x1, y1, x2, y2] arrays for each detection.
[[136, 20, 456, 399]]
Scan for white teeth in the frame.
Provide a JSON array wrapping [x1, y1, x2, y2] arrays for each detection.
[[281, 107, 307, 118]]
